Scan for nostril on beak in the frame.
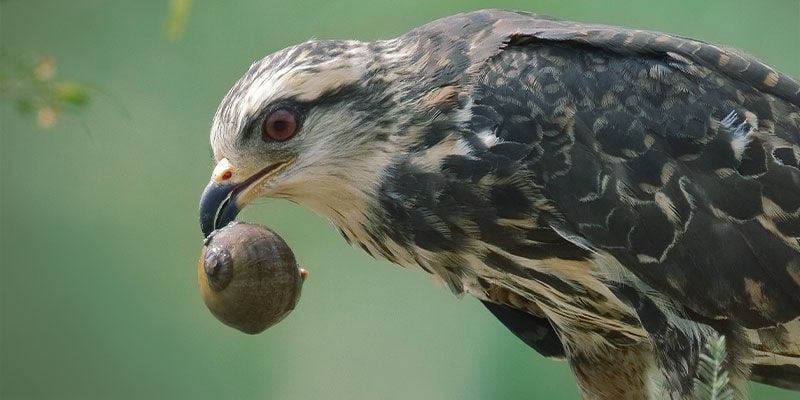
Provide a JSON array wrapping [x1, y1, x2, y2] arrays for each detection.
[[212, 158, 234, 183]]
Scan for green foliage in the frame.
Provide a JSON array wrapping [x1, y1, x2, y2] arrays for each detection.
[[1, 0, 185, 129], [164, 0, 193, 41], [0, 50, 91, 128], [693, 335, 734, 400], [53, 81, 90, 106]]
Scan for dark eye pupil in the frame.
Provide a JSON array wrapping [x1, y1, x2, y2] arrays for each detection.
[[272, 120, 287, 131], [261, 108, 298, 142]]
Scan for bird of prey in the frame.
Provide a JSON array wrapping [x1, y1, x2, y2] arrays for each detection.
[[198, 10, 800, 399]]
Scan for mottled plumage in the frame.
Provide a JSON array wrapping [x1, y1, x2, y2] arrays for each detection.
[[199, 10, 800, 399]]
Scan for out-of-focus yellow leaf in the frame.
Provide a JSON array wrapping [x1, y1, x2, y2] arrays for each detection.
[[54, 81, 90, 106], [164, 0, 193, 41]]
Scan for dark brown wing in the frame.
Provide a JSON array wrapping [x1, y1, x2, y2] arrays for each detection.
[[464, 10, 800, 329]]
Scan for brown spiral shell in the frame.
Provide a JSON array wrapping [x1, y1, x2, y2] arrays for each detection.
[[198, 222, 305, 334]]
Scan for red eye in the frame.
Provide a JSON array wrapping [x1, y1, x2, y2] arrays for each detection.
[[261, 109, 298, 142]]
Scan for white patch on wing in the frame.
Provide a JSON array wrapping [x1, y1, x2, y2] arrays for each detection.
[[451, 98, 502, 149], [476, 129, 503, 147], [720, 111, 755, 160]]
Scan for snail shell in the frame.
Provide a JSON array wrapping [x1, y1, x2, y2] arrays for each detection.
[[198, 222, 305, 334]]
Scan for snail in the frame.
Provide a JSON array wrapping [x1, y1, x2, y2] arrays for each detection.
[[198, 222, 307, 334]]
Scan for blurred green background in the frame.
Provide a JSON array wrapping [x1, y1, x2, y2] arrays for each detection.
[[1, 1, 798, 399]]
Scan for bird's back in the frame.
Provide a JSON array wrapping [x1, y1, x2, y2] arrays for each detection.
[[389, 9, 800, 394]]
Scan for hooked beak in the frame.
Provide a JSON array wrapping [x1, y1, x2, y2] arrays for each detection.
[[199, 157, 293, 237]]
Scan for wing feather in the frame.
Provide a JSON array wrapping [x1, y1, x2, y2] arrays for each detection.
[[466, 16, 800, 328]]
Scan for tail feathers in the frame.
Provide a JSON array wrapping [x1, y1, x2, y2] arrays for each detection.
[[750, 364, 800, 391], [746, 318, 800, 391]]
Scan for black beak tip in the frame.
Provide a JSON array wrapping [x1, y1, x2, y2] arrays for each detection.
[[199, 181, 240, 237]]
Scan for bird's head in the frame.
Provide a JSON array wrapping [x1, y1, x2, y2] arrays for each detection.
[[199, 39, 432, 237]]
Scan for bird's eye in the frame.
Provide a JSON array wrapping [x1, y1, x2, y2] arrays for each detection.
[[261, 109, 298, 142]]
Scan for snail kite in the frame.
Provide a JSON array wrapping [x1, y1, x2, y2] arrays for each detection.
[[199, 10, 800, 399]]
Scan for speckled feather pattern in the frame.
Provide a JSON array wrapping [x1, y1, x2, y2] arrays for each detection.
[[209, 10, 800, 399]]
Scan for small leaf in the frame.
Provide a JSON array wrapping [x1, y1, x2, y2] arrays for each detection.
[[53, 81, 90, 106], [164, 0, 193, 41]]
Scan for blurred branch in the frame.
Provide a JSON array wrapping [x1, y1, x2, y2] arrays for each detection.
[[0, 0, 186, 130], [164, 0, 193, 41], [0, 50, 91, 129]]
